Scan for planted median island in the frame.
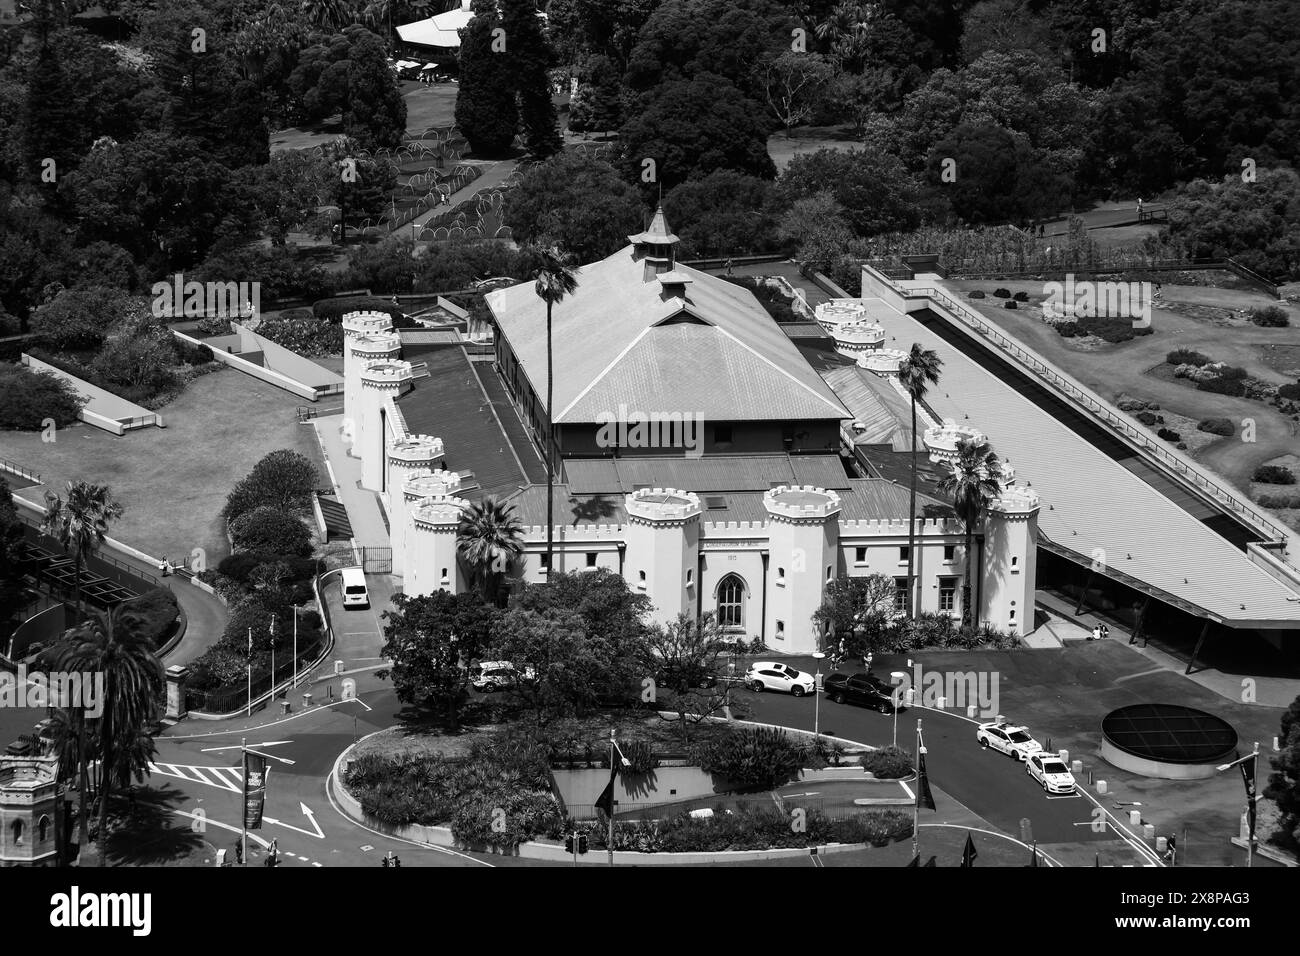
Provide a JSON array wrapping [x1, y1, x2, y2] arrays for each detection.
[[343, 718, 913, 855]]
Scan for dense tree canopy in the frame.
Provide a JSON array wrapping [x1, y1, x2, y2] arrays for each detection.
[[503, 153, 644, 262]]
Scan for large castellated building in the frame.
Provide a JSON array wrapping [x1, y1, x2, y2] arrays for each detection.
[[340, 209, 1040, 653]]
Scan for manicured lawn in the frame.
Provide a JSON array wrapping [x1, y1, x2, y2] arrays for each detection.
[[767, 124, 859, 171], [1, 366, 326, 564]]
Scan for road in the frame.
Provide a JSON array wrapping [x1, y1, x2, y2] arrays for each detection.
[[736, 656, 1158, 860]]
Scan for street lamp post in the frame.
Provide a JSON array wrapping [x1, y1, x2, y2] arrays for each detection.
[[1216, 742, 1261, 868], [812, 652, 826, 744], [890, 671, 908, 749]]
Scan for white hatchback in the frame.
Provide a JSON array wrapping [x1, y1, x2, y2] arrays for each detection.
[[745, 662, 816, 697], [1026, 752, 1077, 794]]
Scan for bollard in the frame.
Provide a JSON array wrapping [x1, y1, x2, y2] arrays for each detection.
[[334, 660, 344, 676], [936, 696, 947, 709], [1143, 824, 1155, 841], [1156, 836, 1167, 853], [302, 692, 313, 708], [995, 714, 1004, 724], [967, 704, 977, 718], [1020, 818, 1033, 843], [1059, 748, 1069, 764], [342, 677, 356, 700], [1129, 810, 1141, 827], [905, 688, 916, 705], [1072, 760, 1083, 775], [281, 700, 291, 715], [1097, 780, 1108, 794]]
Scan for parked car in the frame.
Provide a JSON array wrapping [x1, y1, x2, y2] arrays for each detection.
[[976, 720, 1043, 761], [823, 671, 898, 713], [1026, 752, 1077, 793], [745, 662, 815, 697], [656, 661, 718, 691], [471, 661, 535, 693]]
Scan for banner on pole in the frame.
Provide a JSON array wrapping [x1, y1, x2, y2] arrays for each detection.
[[244, 753, 268, 830]]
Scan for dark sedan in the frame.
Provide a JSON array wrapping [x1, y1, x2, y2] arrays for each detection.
[[822, 671, 900, 713]]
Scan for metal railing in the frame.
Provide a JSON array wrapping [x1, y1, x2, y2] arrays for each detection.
[[0, 458, 40, 484], [894, 276, 1288, 543]]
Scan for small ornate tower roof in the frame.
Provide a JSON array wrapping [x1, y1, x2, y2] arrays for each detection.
[[629, 206, 681, 281], [627, 206, 680, 247]]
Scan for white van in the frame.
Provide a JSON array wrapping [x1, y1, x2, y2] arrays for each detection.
[[340, 567, 369, 609]]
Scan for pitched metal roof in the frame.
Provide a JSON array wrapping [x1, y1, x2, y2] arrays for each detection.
[[485, 246, 851, 424]]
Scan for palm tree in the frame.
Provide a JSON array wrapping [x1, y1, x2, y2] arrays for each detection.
[[51, 606, 164, 850], [300, 0, 355, 30], [456, 497, 525, 603], [41, 481, 124, 614], [531, 245, 579, 572], [898, 344, 942, 620], [936, 438, 1003, 628]]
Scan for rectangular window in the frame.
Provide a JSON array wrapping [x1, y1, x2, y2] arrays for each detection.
[[899, 546, 910, 563], [586, 552, 598, 567], [939, 577, 957, 612], [944, 544, 956, 562], [893, 577, 909, 613], [776, 620, 785, 639], [539, 553, 550, 570], [854, 547, 867, 565]]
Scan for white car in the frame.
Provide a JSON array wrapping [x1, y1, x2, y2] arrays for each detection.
[[471, 661, 535, 693], [1026, 752, 1076, 794], [745, 662, 816, 697], [976, 721, 1043, 761]]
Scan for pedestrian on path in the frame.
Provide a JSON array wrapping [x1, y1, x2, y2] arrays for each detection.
[[725, 258, 734, 275], [1101, 624, 1110, 639], [265, 838, 279, 867], [1088, 624, 1100, 641]]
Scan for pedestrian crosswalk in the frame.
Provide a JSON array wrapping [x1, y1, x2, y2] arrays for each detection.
[[149, 762, 244, 793]]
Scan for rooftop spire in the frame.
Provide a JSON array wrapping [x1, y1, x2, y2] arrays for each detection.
[[627, 205, 680, 247]]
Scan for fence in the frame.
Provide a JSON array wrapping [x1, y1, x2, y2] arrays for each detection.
[[942, 256, 1279, 298], [560, 797, 869, 823], [14, 508, 166, 592], [878, 270, 1289, 543], [184, 634, 329, 715], [0, 457, 40, 485]]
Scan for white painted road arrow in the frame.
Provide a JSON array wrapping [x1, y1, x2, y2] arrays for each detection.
[[264, 802, 325, 839]]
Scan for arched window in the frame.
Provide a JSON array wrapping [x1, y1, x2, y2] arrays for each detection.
[[716, 574, 745, 628], [38, 816, 50, 842], [11, 819, 23, 845]]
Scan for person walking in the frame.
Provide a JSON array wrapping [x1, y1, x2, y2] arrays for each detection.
[[724, 258, 734, 276], [1101, 624, 1110, 640]]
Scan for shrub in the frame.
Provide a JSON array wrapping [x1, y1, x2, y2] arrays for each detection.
[[1254, 465, 1297, 485], [229, 506, 313, 556], [1280, 383, 1300, 400], [252, 314, 344, 357], [312, 297, 403, 324], [1196, 376, 1246, 397], [1217, 365, 1248, 380], [992, 287, 1010, 298], [222, 449, 319, 520], [1167, 348, 1211, 366], [122, 587, 180, 648], [0, 364, 85, 429], [1249, 306, 1289, 327], [1003, 299, 1018, 309], [175, 340, 214, 365], [1257, 493, 1300, 509], [1135, 410, 1160, 426], [1013, 291, 1029, 302], [1197, 418, 1235, 437], [1157, 427, 1181, 442], [860, 746, 913, 779], [968, 290, 986, 299], [689, 727, 805, 791]]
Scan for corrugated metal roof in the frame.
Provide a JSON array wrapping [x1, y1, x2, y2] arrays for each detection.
[[564, 454, 851, 495], [839, 479, 951, 520], [823, 366, 914, 451], [486, 245, 850, 424]]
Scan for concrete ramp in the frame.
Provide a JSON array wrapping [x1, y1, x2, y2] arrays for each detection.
[[21, 354, 162, 435]]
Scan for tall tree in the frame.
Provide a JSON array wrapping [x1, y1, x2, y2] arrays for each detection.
[[1265, 692, 1300, 854], [40, 481, 124, 614], [502, 153, 643, 262], [0, 478, 25, 630], [46, 606, 164, 853], [899, 344, 942, 620], [531, 247, 578, 570], [454, 2, 520, 156], [936, 438, 1002, 628], [456, 497, 525, 603], [501, 0, 562, 159]]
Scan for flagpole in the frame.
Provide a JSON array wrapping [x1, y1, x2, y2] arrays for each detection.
[[247, 627, 253, 717], [607, 728, 615, 867], [241, 737, 247, 867], [912, 718, 921, 859], [1250, 741, 1259, 868]]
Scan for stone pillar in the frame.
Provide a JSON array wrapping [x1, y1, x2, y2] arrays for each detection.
[[981, 484, 1040, 635], [392, 467, 460, 578], [405, 495, 468, 597], [358, 361, 413, 491], [763, 485, 842, 655], [622, 488, 702, 628], [341, 312, 395, 447], [165, 664, 189, 721]]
